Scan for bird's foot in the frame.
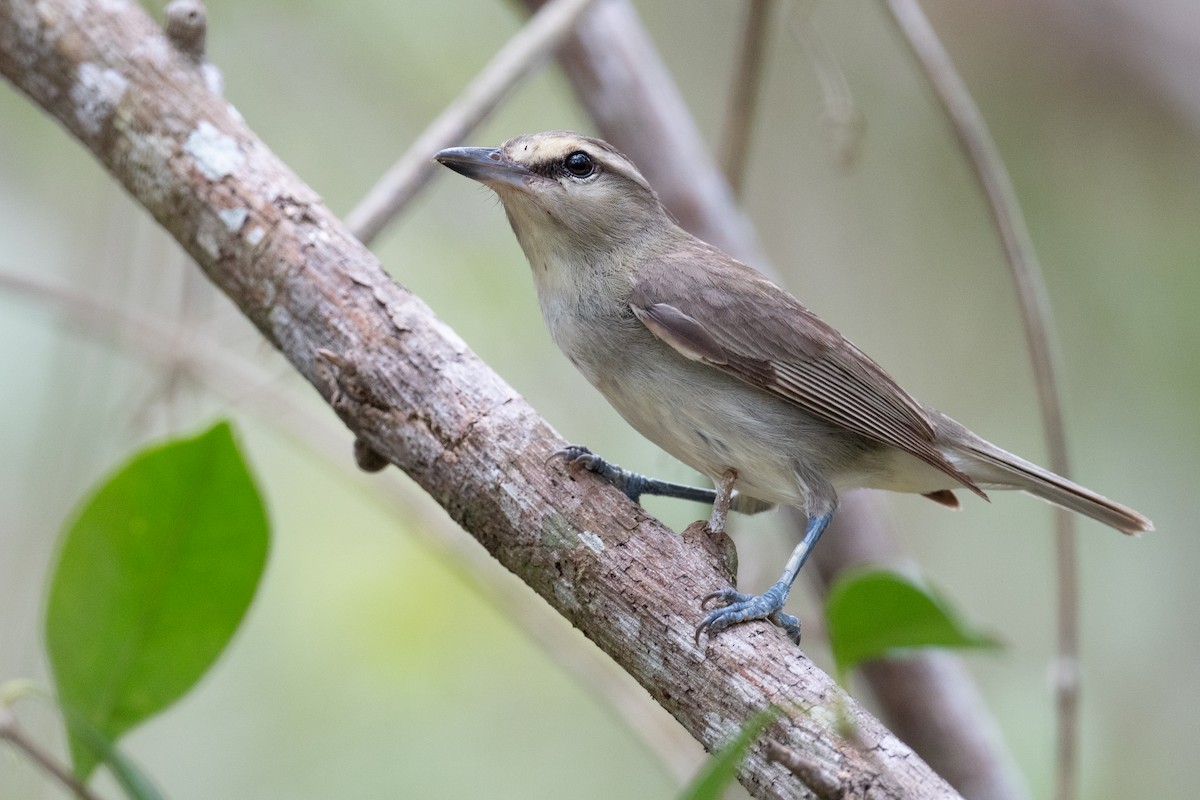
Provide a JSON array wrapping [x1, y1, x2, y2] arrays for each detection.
[[552, 445, 734, 509], [695, 581, 800, 645], [550, 445, 647, 502]]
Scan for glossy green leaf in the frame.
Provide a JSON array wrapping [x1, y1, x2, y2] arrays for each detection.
[[826, 568, 999, 682], [679, 706, 782, 800], [45, 421, 269, 780]]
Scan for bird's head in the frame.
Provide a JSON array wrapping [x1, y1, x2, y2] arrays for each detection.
[[435, 131, 670, 263]]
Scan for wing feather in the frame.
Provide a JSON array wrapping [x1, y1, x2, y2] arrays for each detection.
[[630, 244, 984, 497]]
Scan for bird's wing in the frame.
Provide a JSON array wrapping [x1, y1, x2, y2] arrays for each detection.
[[629, 246, 984, 497]]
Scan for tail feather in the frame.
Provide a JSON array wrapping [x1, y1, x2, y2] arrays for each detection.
[[962, 440, 1153, 535]]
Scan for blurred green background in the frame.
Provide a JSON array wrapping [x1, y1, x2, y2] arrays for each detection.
[[2, 0, 1196, 797]]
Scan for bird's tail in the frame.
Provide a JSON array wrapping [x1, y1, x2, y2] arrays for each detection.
[[960, 437, 1152, 535]]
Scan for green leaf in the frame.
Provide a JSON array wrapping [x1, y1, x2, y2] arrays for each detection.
[[826, 568, 999, 682], [679, 706, 782, 800], [45, 420, 269, 780]]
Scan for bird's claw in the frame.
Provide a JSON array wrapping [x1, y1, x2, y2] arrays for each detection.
[[550, 445, 647, 502], [548, 444, 599, 471], [700, 587, 750, 609], [694, 582, 801, 646]]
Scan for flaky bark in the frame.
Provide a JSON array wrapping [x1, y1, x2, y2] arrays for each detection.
[[0, 1, 962, 797]]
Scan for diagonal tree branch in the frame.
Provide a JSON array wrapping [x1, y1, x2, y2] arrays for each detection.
[[0, 0, 959, 797]]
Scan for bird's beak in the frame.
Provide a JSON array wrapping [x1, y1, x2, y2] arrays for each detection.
[[435, 147, 533, 189]]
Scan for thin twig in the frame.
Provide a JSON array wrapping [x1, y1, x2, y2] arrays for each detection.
[[342, 0, 599, 245], [880, 2, 1079, 798], [719, 0, 772, 197], [0, 270, 706, 784], [0, 706, 104, 800]]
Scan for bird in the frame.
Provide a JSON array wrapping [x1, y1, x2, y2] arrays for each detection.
[[434, 131, 1153, 645]]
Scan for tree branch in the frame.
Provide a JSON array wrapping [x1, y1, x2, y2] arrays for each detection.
[[0, 0, 959, 797]]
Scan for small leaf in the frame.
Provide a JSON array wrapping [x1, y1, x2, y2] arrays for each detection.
[[679, 706, 782, 800], [45, 421, 269, 780], [826, 568, 998, 682]]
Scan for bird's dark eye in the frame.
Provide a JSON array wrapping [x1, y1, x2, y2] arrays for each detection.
[[563, 151, 595, 178]]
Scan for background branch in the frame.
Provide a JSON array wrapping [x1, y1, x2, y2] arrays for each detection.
[[881, 3, 1079, 798], [719, 0, 772, 196], [0, 1, 961, 797]]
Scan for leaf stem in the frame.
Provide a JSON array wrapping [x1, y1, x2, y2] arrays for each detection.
[[0, 705, 104, 800]]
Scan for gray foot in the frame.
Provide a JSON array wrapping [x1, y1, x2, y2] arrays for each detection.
[[696, 581, 800, 645]]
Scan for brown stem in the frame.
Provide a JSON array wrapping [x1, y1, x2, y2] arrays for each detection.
[[0, 706, 104, 800]]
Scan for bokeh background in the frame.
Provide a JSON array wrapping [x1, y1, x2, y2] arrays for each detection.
[[2, 0, 1196, 797]]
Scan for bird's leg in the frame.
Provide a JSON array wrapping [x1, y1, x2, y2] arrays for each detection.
[[696, 512, 831, 645], [552, 446, 772, 513], [707, 468, 738, 535]]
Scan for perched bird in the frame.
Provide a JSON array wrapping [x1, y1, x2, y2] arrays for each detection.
[[435, 131, 1153, 644]]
